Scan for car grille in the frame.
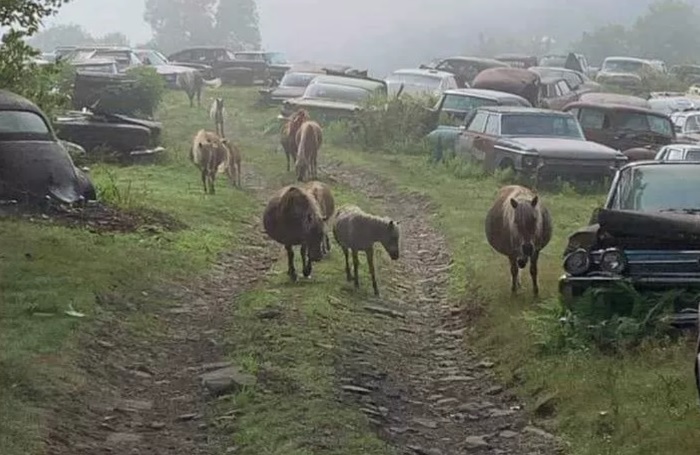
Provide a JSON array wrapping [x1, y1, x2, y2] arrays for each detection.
[[539, 158, 616, 177], [625, 250, 700, 276]]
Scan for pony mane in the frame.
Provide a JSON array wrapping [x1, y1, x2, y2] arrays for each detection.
[[285, 109, 310, 135], [279, 185, 323, 220], [499, 185, 544, 241]]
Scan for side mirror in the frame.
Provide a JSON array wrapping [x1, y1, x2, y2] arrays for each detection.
[[589, 207, 602, 225]]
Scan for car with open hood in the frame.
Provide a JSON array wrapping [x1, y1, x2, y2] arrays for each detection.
[[385, 68, 458, 99], [454, 106, 626, 181], [0, 90, 95, 204], [563, 100, 679, 162], [560, 161, 700, 327], [420, 56, 509, 88], [279, 74, 387, 124]]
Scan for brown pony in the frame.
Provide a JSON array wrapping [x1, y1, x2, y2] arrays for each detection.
[[191, 129, 227, 194], [484, 185, 553, 296], [302, 181, 335, 255], [295, 120, 322, 182], [263, 185, 326, 282], [281, 109, 310, 172], [219, 138, 242, 188], [333, 204, 400, 296]]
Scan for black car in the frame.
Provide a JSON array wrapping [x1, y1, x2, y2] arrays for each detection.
[[0, 90, 95, 204], [561, 161, 700, 327]]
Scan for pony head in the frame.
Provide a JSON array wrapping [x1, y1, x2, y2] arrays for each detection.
[[215, 98, 224, 110], [381, 220, 400, 260], [510, 196, 539, 268]]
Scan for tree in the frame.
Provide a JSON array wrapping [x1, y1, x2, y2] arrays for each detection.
[[28, 23, 92, 51], [144, 0, 262, 54], [215, 0, 261, 50], [573, 25, 631, 66]]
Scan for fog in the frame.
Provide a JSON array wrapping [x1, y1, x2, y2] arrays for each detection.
[[48, 0, 672, 76]]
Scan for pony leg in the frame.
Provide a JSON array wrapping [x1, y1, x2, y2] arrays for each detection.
[[366, 248, 379, 296], [509, 257, 519, 294], [324, 231, 331, 254], [209, 171, 216, 194], [530, 251, 540, 297], [201, 168, 208, 193], [301, 244, 312, 278], [286, 151, 290, 172], [342, 246, 351, 281], [352, 249, 360, 289], [286, 245, 297, 282]]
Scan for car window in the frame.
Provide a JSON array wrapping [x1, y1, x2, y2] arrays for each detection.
[[557, 81, 571, 94], [443, 94, 497, 112], [467, 112, 488, 133], [615, 165, 700, 211], [500, 113, 584, 138], [579, 108, 606, 129], [684, 115, 700, 132], [484, 114, 499, 135], [647, 116, 674, 136], [666, 148, 684, 160], [686, 150, 700, 160], [0, 110, 51, 136]]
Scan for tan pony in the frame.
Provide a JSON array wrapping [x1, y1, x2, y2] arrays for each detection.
[[190, 129, 228, 194], [295, 119, 322, 182], [262, 185, 326, 282], [281, 109, 309, 172], [302, 181, 335, 255], [219, 138, 242, 188], [484, 185, 553, 296]]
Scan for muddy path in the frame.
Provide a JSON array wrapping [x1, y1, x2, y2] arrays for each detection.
[[322, 160, 564, 455], [46, 168, 280, 455]]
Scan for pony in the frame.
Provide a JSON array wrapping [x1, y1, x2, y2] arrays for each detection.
[[219, 138, 242, 188], [209, 97, 226, 138], [262, 185, 326, 282], [333, 204, 400, 296], [295, 120, 322, 182], [280, 109, 309, 172], [302, 181, 335, 255], [176, 71, 222, 108], [190, 129, 227, 194], [484, 185, 553, 296]]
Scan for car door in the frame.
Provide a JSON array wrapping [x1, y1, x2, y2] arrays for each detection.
[[455, 111, 488, 160], [481, 113, 502, 171]]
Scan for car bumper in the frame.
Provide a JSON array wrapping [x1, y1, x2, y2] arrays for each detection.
[[524, 162, 618, 180]]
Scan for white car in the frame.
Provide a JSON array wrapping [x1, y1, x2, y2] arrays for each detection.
[[385, 68, 459, 98]]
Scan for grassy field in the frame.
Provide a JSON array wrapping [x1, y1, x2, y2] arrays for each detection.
[[1, 86, 700, 455]]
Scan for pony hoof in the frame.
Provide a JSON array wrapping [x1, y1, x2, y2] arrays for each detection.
[[289, 272, 298, 282]]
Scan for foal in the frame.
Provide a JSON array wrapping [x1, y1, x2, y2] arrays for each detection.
[[209, 97, 226, 138], [295, 120, 322, 182], [190, 129, 227, 194], [281, 110, 309, 172], [333, 204, 400, 296], [484, 185, 553, 296]]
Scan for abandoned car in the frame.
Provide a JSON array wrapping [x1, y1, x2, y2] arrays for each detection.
[[539, 77, 579, 110], [453, 106, 626, 180], [62, 46, 142, 73], [669, 64, 700, 85], [538, 52, 593, 77], [669, 110, 700, 144], [167, 46, 244, 84], [232, 50, 291, 84], [560, 161, 700, 327], [647, 93, 699, 116], [578, 92, 651, 109], [420, 56, 509, 88], [71, 58, 119, 75], [133, 48, 202, 89], [471, 67, 541, 107], [494, 53, 538, 69], [0, 90, 95, 204], [279, 74, 387, 124], [385, 68, 459, 98], [258, 64, 355, 104], [562, 101, 677, 161], [595, 56, 663, 89], [529, 66, 601, 95], [655, 144, 700, 161]]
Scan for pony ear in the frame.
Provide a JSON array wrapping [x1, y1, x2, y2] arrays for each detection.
[[510, 198, 518, 209], [531, 196, 539, 207]]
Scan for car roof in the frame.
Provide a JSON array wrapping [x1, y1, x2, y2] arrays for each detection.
[[563, 101, 666, 116], [173, 46, 232, 52], [660, 143, 700, 151], [0, 89, 45, 115], [621, 160, 700, 171], [476, 106, 570, 115], [441, 56, 508, 65], [310, 75, 385, 90], [603, 56, 649, 63], [442, 88, 527, 100], [670, 109, 700, 117], [389, 68, 453, 78]]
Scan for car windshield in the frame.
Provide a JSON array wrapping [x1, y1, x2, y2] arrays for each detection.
[[267, 52, 288, 64], [441, 94, 498, 112], [614, 165, 700, 211], [500, 113, 584, 138], [386, 74, 442, 91], [603, 59, 644, 73], [0, 110, 50, 135], [539, 56, 567, 67], [137, 50, 168, 65], [280, 73, 317, 88], [303, 83, 371, 103], [613, 112, 674, 136], [235, 53, 263, 61]]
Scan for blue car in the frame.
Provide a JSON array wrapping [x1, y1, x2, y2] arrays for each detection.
[[560, 160, 700, 326]]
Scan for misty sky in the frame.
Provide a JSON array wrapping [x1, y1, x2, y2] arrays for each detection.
[[46, 0, 672, 75]]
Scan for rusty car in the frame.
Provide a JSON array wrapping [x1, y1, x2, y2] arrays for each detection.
[[563, 100, 678, 162], [560, 160, 700, 328], [420, 56, 509, 88], [471, 67, 541, 107], [595, 56, 663, 89], [0, 90, 95, 204], [529, 66, 601, 95], [539, 77, 579, 110], [578, 92, 651, 109], [453, 106, 625, 181]]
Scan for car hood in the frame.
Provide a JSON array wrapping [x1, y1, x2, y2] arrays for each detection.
[[286, 98, 361, 112], [597, 71, 642, 81], [500, 137, 624, 159], [0, 140, 87, 203], [152, 64, 195, 75], [271, 86, 306, 99]]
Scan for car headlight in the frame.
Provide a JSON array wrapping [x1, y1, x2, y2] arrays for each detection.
[[523, 155, 539, 167], [563, 248, 590, 276], [600, 248, 627, 274]]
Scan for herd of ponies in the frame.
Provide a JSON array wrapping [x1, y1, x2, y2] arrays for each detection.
[[188, 98, 554, 296]]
